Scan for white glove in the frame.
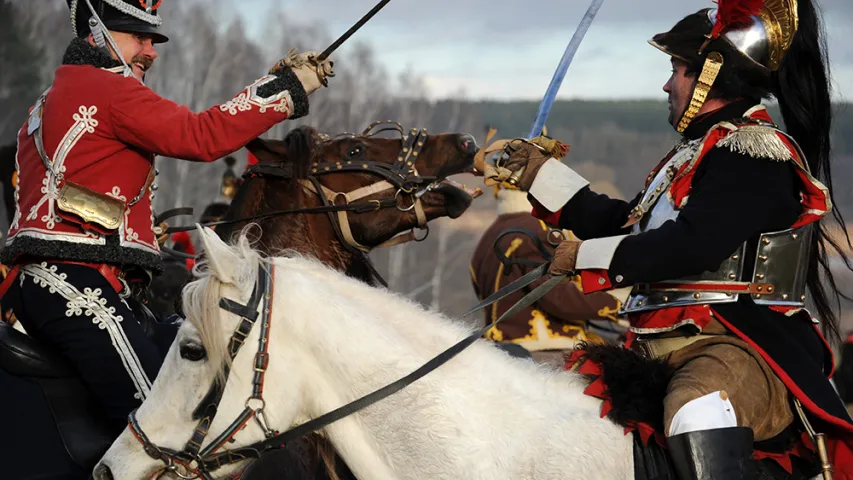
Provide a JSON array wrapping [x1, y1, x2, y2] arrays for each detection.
[[270, 48, 335, 96]]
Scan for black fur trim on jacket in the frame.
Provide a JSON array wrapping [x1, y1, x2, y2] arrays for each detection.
[[62, 37, 123, 69], [257, 69, 309, 120], [573, 343, 675, 432], [1, 235, 164, 275]]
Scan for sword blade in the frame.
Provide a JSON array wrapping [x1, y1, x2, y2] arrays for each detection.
[[316, 0, 392, 62], [527, 0, 605, 139]]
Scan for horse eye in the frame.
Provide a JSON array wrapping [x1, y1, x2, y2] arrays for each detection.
[[347, 145, 364, 158], [180, 343, 207, 362]]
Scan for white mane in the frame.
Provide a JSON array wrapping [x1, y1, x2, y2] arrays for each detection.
[[181, 228, 264, 374]]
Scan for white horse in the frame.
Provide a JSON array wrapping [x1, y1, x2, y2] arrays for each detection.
[[95, 227, 634, 479]]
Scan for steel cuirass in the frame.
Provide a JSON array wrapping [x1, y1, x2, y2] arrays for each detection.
[[620, 135, 812, 315]]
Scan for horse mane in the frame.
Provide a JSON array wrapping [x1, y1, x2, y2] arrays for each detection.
[[281, 126, 319, 180], [183, 226, 266, 378]]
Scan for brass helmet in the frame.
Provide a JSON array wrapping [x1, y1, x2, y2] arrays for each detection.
[[650, 0, 800, 133], [220, 156, 239, 201]]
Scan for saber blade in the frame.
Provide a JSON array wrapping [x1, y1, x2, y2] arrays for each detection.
[[317, 0, 392, 62], [527, 0, 605, 139]]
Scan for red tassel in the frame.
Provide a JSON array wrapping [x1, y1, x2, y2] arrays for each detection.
[[712, 0, 764, 38]]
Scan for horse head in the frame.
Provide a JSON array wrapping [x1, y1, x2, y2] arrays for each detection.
[[95, 228, 391, 479], [215, 124, 481, 276], [96, 229, 291, 479]]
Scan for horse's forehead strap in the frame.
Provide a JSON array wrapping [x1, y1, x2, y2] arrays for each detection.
[[217, 264, 266, 320]]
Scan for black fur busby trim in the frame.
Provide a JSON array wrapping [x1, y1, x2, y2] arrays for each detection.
[[62, 37, 123, 69], [573, 342, 675, 432], [650, 9, 773, 102], [257, 69, 309, 120]]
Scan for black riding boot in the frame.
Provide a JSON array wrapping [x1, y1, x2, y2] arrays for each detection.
[[668, 426, 761, 480]]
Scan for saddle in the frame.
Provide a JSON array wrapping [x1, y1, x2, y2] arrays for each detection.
[[0, 321, 115, 471], [0, 297, 168, 473]]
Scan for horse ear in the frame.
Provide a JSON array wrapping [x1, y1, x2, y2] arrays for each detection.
[[246, 138, 288, 164], [196, 225, 240, 284]]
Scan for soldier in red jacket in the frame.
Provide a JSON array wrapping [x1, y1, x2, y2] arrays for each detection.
[[0, 0, 333, 433]]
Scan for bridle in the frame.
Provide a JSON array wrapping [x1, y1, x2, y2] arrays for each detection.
[[164, 121, 441, 286], [129, 263, 274, 479], [296, 121, 435, 283], [127, 257, 571, 479]]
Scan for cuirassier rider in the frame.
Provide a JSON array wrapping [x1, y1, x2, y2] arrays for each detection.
[[0, 0, 333, 434], [484, 0, 853, 477]]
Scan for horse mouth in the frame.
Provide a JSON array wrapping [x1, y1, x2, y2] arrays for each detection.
[[433, 178, 482, 218]]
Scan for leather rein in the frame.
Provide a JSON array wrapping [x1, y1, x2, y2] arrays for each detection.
[[127, 260, 567, 479]]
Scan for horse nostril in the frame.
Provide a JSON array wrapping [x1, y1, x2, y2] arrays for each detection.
[[457, 134, 478, 155], [93, 463, 114, 480]]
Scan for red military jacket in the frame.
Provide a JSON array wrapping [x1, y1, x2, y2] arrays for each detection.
[[4, 38, 308, 273]]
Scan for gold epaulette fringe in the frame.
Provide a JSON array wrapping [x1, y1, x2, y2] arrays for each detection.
[[716, 125, 794, 161]]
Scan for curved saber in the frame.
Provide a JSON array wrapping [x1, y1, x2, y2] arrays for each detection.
[[316, 0, 392, 62], [527, 0, 605, 138]]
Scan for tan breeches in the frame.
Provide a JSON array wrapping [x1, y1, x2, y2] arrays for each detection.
[[662, 335, 793, 441]]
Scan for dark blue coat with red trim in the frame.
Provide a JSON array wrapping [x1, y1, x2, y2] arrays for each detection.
[[528, 99, 853, 475]]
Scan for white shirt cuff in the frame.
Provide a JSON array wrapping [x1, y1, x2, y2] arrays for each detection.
[[528, 158, 589, 212], [576, 235, 630, 270]]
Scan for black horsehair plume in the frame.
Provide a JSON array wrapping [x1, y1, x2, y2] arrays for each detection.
[[775, 0, 853, 344]]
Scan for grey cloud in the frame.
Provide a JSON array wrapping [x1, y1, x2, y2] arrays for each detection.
[[296, 0, 852, 30], [247, 0, 853, 82], [281, 0, 852, 64]]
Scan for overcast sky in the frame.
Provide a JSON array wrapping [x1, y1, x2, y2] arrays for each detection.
[[232, 0, 853, 101]]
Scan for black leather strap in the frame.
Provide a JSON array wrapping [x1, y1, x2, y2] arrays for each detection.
[[668, 426, 760, 480], [164, 198, 397, 234], [154, 207, 194, 226]]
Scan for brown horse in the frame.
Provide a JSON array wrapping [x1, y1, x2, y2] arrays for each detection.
[[212, 123, 481, 479], [216, 123, 479, 282]]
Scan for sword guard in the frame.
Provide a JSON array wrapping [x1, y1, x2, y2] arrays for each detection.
[[306, 54, 335, 87]]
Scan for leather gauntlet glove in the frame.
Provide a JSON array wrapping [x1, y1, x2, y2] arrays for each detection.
[[548, 239, 582, 276], [475, 135, 569, 191]]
